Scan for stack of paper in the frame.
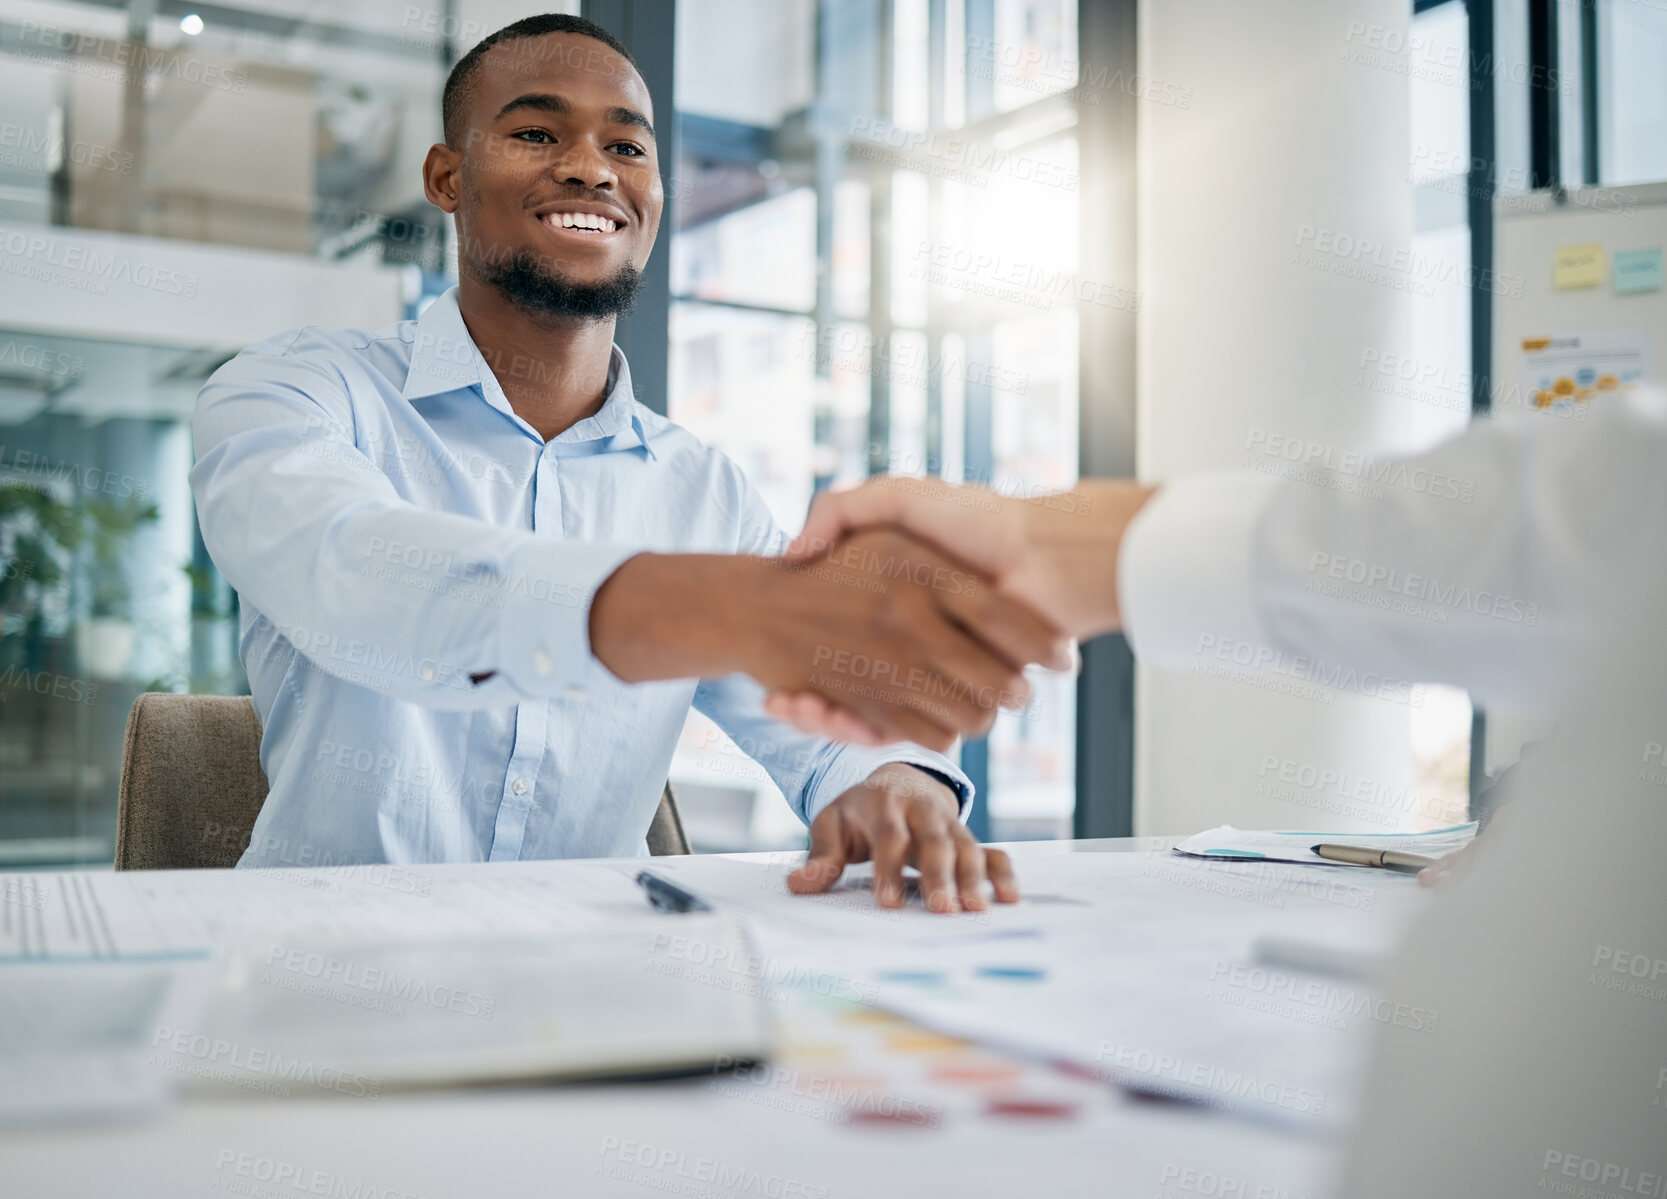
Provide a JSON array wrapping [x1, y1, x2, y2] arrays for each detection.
[[3, 864, 773, 1122], [1173, 823, 1477, 867]]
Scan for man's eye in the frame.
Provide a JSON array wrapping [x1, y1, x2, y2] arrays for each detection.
[[514, 130, 554, 143], [611, 143, 645, 157]]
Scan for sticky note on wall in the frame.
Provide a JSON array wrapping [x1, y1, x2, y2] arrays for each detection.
[[1553, 243, 1605, 289], [1613, 247, 1664, 296]]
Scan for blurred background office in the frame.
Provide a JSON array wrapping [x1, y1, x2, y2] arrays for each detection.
[[0, 0, 1663, 866]]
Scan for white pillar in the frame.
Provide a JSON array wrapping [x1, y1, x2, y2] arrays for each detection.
[[1134, 0, 1421, 835]]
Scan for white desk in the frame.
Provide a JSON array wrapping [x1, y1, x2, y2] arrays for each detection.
[[0, 839, 1420, 1198]]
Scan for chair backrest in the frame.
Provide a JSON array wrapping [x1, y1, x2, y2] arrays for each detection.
[[646, 780, 692, 856], [115, 692, 690, 868], [116, 693, 270, 870]]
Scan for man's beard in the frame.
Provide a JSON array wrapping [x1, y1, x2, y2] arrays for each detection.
[[478, 251, 643, 321]]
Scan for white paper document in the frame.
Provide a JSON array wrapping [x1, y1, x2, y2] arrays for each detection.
[[1, 860, 645, 962], [1173, 823, 1478, 867], [632, 852, 1099, 949], [644, 850, 1433, 1133], [834, 853, 1431, 1132]]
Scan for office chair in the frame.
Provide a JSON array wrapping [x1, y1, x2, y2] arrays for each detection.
[[115, 693, 691, 869]]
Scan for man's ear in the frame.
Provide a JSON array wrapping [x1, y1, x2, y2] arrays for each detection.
[[422, 143, 462, 215]]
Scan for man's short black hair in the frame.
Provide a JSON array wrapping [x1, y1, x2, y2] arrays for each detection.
[[442, 14, 637, 148]]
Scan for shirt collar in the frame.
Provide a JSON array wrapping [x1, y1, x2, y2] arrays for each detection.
[[402, 287, 655, 459]]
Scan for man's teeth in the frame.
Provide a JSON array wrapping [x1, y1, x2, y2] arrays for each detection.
[[548, 212, 616, 232]]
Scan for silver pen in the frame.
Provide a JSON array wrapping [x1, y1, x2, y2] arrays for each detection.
[[1312, 843, 1442, 872]]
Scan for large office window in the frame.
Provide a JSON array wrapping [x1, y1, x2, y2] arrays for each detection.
[[665, 0, 1085, 848], [1491, 0, 1667, 191], [1596, 0, 1667, 185]]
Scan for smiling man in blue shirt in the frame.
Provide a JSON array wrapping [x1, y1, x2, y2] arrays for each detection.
[[191, 14, 1065, 913]]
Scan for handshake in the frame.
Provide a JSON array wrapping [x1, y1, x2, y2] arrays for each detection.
[[591, 477, 1157, 751]]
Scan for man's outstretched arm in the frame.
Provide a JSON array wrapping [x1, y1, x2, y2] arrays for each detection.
[[195, 342, 1066, 745]]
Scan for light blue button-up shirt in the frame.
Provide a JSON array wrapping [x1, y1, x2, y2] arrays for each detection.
[[191, 287, 969, 867]]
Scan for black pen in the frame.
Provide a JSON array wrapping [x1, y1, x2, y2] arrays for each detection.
[[635, 870, 712, 913]]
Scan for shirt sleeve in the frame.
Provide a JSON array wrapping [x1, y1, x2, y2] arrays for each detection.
[[191, 337, 636, 709], [1117, 472, 1285, 669], [1119, 391, 1667, 713], [691, 461, 974, 826]]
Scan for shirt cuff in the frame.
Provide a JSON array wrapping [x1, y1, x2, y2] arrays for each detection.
[[802, 743, 975, 827], [1118, 471, 1285, 671], [494, 539, 641, 698]]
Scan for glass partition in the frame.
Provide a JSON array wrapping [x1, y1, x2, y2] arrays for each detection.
[[0, 0, 469, 267], [0, 328, 240, 863], [0, 0, 496, 863]]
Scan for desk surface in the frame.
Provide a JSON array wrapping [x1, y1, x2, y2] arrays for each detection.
[[0, 839, 1395, 1199]]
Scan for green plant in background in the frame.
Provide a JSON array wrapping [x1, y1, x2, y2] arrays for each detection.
[[182, 562, 236, 619], [0, 485, 82, 631], [0, 486, 160, 631], [174, 561, 245, 695], [79, 495, 160, 619]]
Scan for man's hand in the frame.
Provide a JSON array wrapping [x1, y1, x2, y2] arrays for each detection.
[[786, 763, 1019, 913], [763, 477, 1157, 741], [589, 529, 1069, 751]]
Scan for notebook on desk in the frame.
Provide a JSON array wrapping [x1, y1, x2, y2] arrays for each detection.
[[159, 913, 773, 1094]]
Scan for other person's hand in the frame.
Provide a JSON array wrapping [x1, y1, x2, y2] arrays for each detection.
[[1418, 806, 1517, 888]]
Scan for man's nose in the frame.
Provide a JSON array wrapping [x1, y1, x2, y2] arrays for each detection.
[[552, 140, 617, 189]]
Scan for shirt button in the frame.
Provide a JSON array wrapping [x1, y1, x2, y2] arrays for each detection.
[[532, 650, 555, 677], [512, 778, 529, 795], [564, 683, 588, 700], [419, 663, 437, 682]]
